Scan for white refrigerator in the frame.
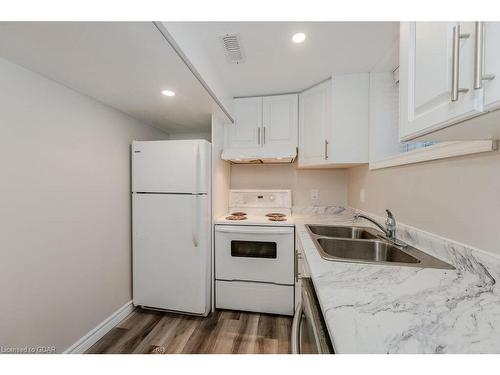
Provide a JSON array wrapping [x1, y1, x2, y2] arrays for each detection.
[[132, 140, 211, 316]]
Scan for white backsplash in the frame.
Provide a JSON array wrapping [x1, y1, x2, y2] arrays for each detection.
[[292, 205, 352, 216]]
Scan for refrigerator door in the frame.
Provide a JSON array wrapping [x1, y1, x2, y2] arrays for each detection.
[[132, 193, 210, 315], [132, 140, 210, 194]]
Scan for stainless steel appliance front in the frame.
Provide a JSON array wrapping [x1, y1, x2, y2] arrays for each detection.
[[291, 278, 334, 354]]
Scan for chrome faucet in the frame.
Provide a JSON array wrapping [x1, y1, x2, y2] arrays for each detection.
[[354, 209, 397, 242]]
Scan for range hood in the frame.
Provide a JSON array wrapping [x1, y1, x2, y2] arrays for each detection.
[[221, 147, 297, 164]]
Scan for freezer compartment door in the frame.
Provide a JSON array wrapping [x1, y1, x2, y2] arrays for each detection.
[[132, 140, 210, 194], [132, 193, 211, 315]]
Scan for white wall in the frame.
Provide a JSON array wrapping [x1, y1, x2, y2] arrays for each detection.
[[0, 58, 168, 352], [369, 42, 401, 162], [169, 132, 211, 141], [230, 163, 348, 207], [211, 115, 231, 218], [369, 71, 401, 161]]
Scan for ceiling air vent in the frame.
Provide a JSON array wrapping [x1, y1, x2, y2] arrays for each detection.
[[220, 33, 245, 64]]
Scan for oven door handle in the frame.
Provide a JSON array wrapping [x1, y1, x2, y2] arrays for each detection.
[[291, 299, 303, 354], [215, 226, 293, 235]]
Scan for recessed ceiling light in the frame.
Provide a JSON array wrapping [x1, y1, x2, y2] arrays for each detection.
[[292, 33, 306, 44], [161, 90, 175, 97]]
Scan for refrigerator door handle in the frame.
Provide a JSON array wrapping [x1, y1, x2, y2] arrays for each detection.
[[193, 143, 200, 193], [192, 195, 199, 247]]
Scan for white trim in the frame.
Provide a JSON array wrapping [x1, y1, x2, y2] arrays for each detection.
[[369, 140, 496, 170], [63, 301, 135, 354]]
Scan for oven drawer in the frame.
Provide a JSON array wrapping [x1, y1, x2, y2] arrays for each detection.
[[215, 225, 294, 284], [216, 280, 294, 316]]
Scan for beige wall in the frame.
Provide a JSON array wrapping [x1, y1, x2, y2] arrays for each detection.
[[348, 149, 500, 255], [0, 58, 168, 352], [230, 163, 348, 207]]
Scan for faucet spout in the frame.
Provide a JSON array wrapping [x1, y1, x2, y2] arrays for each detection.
[[384, 209, 396, 241], [354, 209, 397, 242]]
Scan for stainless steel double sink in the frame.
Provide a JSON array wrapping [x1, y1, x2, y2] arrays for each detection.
[[306, 224, 454, 270]]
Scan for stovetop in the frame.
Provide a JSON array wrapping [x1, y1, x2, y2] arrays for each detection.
[[215, 213, 295, 226], [215, 189, 294, 227]]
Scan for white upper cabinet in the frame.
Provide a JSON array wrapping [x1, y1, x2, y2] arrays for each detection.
[[262, 94, 298, 152], [225, 97, 261, 149], [483, 22, 500, 111], [399, 22, 481, 140], [298, 74, 369, 168], [298, 80, 331, 167], [399, 22, 500, 141], [223, 94, 298, 162]]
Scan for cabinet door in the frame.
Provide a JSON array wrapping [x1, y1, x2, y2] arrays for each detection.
[[483, 22, 500, 110], [225, 97, 261, 149], [298, 80, 331, 167], [262, 94, 298, 151], [399, 22, 481, 140]]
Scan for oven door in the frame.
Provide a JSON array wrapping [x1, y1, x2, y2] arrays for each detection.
[[291, 278, 334, 354], [215, 225, 294, 285]]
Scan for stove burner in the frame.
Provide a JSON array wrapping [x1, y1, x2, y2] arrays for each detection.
[[231, 212, 247, 217], [226, 215, 248, 221], [268, 216, 287, 222], [265, 213, 286, 217]]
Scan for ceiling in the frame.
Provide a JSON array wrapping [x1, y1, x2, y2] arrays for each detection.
[[0, 22, 399, 134], [0, 22, 214, 134], [170, 22, 399, 97]]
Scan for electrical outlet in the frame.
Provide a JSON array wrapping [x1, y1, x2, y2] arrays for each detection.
[[360, 188, 365, 203], [310, 189, 319, 203]]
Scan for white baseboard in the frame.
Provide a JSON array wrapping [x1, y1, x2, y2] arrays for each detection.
[[64, 301, 135, 354]]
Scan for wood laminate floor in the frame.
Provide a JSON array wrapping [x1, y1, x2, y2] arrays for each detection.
[[86, 308, 292, 354]]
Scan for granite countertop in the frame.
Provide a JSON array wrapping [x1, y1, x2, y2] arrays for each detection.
[[293, 211, 500, 354]]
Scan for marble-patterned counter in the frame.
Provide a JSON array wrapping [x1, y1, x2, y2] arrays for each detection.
[[293, 209, 500, 353]]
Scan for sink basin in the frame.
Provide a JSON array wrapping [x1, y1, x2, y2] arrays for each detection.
[[305, 224, 454, 269], [307, 225, 378, 240], [317, 238, 420, 264]]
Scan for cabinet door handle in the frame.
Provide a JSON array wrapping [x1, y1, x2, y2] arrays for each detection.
[[257, 127, 261, 145], [451, 24, 470, 102], [474, 21, 496, 90], [295, 250, 302, 282], [324, 140, 329, 160], [263, 126, 266, 144]]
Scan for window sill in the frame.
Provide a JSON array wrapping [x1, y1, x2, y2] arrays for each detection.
[[369, 140, 497, 170]]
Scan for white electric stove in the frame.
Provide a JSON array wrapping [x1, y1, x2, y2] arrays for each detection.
[[214, 190, 295, 316]]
